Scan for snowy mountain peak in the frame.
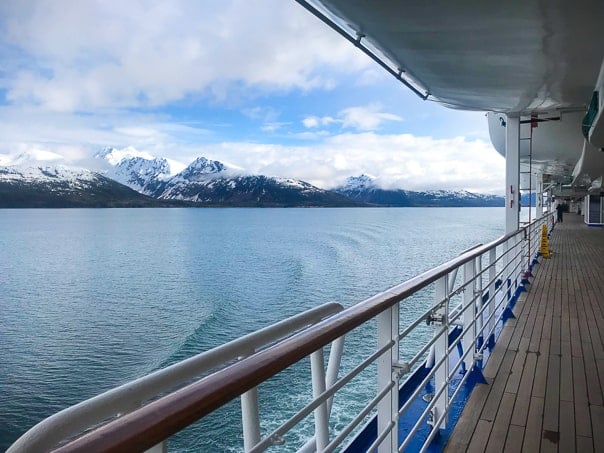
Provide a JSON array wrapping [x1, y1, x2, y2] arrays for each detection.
[[97, 147, 181, 195], [109, 156, 171, 194], [0, 164, 99, 183], [344, 174, 376, 190], [177, 157, 227, 181]]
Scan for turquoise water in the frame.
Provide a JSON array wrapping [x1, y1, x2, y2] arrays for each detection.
[[0, 207, 504, 451]]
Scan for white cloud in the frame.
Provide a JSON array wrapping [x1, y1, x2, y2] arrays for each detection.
[[198, 133, 505, 193], [0, 105, 211, 167], [261, 122, 290, 133], [355, 68, 390, 86], [1, 0, 370, 112], [303, 104, 402, 131], [339, 104, 403, 130], [302, 117, 320, 128], [101, 146, 155, 165], [243, 106, 279, 122], [302, 115, 337, 128]]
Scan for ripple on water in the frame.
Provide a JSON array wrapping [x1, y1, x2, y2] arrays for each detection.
[[0, 207, 504, 451]]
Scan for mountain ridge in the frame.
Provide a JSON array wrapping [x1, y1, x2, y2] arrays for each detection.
[[0, 164, 190, 208], [0, 151, 506, 208], [335, 174, 505, 207]]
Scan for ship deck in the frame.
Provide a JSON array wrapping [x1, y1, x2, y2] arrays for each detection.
[[445, 212, 604, 452]]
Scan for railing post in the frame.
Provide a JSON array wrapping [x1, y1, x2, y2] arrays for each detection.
[[241, 388, 261, 452], [461, 259, 476, 372], [531, 220, 540, 266], [516, 232, 525, 289], [522, 228, 530, 283], [325, 336, 344, 413], [488, 248, 497, 346], [376, 303, 399, 453], [310, 348, 329, 452], [475, 255, 484, 347], [145, 441, 167, 453], [505, 234, 519, 303], [432, 276, 448, 430], [299, 336, 345, 453], [536, 173, 544, 217], [514, 234, 522, 287]]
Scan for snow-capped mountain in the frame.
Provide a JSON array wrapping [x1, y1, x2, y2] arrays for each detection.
[[96, 147, 178, 195], [1, 149, 505, 208], [154, 158, 357, 206], [93, 149, 358, 206], [335, 175, 504, 207], [0, 163, 172, 208], [172, 156, 227, 182], [0, 164, 99, 185], [343, 174, 377, 191], [110, 156, 171, 195]]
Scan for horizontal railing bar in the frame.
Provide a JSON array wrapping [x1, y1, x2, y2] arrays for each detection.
[[406, 267, 511, 439], [448, 299, 472, 326], [398, 308, 432, 342], [458, 243, 484, 255], [477, 299, 508, 354], [403, 318, 481, 450], [366, 419, 397, 453], [397, 349, 450, 451], [404, 280, 506, 453], [406, 327, 444, 371], [398, 346, 448, 420], [249, 340, 394, 453], [325, 383, 394, 453], [422, 319, 496, 453], [420, 346, 475, 451]]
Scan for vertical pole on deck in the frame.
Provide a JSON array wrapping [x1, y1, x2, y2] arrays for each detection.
[[241, 388, 261, 452], [536, 173, 544, 218], [145, 441, 167, 453], [548, 188, 554, 230], [432, 276, 449, 430], [376, 304, 399, 453], [475, 256, 484, 345], [462, 259, 476, 371], [505, 115, 521, 292], [488, 248, 497, 346], [506, 114, 521, 235], [311, 348, 329, 452]]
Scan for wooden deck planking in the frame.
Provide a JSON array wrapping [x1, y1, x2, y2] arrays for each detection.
[[503, 423, 525, 452], [445, 214, 604, 452], [522, 396, 544, 452]]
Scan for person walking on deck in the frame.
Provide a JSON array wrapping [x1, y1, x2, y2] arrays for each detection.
[[556, 201, 564, 222]]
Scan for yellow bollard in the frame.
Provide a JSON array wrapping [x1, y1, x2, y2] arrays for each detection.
[[540, 224, 550, 258]]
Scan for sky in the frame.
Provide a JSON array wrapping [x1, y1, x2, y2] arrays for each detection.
[[0, 0, 505, 193]]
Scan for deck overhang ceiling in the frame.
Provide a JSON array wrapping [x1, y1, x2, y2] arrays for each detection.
[[305, 0, 604, 115]]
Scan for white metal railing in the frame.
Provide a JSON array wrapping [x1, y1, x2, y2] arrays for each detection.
[[8, 214, 552, 453], [7, 302, 344, 453]]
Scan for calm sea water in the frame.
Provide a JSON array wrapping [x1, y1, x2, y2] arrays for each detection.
[[0, 207, 504, 451]]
